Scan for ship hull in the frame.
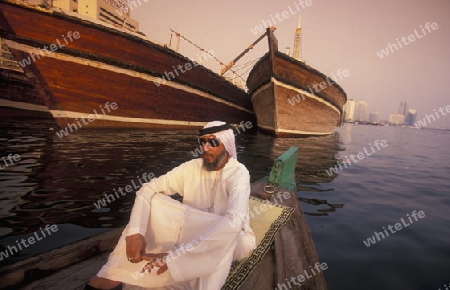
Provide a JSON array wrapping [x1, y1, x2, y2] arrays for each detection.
[[247, 30, 347, 137], [0, 0, 255, 129], [0, 66, 52, 118]]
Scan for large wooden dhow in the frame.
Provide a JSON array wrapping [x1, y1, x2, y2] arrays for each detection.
[[0, 0, 255, 130], [246, 28, 347, 137]]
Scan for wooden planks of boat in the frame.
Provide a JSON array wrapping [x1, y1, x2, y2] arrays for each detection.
[[0, 0, 255, 130], [0, 66, 52, 118], [247, 28, 347, 137]]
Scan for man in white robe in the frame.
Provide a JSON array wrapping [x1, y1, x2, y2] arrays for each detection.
[[85, 121, 256, 290]]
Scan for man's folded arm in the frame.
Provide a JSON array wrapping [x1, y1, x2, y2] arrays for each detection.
[[126, 162, 188, 236]]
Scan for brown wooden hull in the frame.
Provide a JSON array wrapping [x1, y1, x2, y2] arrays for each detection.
[[248, 51, 347, 137], [0, 66, 52, 118], [0, 0, 255, 129]]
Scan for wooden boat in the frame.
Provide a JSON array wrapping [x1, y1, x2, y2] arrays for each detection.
[[0, 147, 327, 290], [0, 62, 52, 118], [246, 28, 347, 137], [0, 0, 255, 130]]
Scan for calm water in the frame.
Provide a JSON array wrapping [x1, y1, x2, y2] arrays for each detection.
[[0, 118, 449, 290]]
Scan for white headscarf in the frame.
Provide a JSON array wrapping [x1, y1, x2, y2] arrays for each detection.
[[200, 121, 237, 159]]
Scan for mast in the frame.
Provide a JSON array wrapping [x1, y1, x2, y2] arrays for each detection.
[[266, 26, 278, 55], [174, 32, 180, 52], [293, 14, 302, 61], [220, 27, 275, 76]]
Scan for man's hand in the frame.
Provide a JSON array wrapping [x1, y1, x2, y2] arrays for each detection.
[[125, 234, 146, 263], [141, 253, 169, 275]]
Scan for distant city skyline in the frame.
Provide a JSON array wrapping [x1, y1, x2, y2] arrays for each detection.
[[344, 99, 418, 126]]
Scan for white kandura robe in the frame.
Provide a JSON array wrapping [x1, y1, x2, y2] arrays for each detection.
[[97, 157, 256, 290]]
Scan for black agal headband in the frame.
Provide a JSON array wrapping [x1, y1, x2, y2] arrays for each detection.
[[198, 123, 231, 136]]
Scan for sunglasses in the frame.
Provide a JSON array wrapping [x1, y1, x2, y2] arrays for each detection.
[[198, 137, 221, 147]]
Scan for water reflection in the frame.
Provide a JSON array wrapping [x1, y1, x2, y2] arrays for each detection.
[[0, 119, 345, 261], [298, 197, 345, 216], [0, 120, 201, 238], [241, 132, 346, 216]]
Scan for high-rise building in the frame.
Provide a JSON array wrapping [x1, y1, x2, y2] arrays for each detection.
[[52, 0, 78, 12], [398, 101, 409, 115], [355, 100, 368, 122], [389, 114, 406, 125], [52, 0, 139, 32], [405, 109, 417, 126], [343, 99, 356, 122], [369, 112, 380, 123], [19, 0, 139, 32]]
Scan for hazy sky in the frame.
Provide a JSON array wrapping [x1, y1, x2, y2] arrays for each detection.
[[130, 0, 449, 129]]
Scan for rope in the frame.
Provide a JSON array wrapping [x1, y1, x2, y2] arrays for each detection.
[[223, 57, 261, 83], [169, 29, 247, 84]]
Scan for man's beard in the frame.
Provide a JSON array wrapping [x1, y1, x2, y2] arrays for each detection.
[[202, 150, 228, 171]]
